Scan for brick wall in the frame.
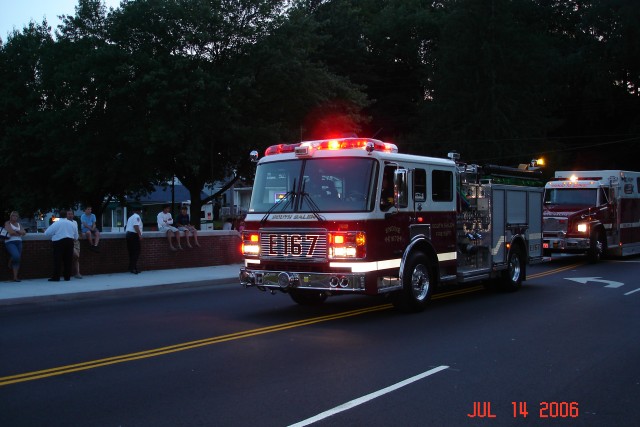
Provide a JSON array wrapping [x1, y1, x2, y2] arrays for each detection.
[[1, 231, 243, 280]]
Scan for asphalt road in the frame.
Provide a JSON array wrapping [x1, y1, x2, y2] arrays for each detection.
[[1, 256, 639, 426]]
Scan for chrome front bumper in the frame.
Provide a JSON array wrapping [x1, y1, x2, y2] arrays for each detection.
[[239, 268, 367, 292], [543, 236, 590, 252]]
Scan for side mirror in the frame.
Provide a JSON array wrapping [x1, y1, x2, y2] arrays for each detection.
[[394, 168, 408, 208], [250, 150, 259, 163]]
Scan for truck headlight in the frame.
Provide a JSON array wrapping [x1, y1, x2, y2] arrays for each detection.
[[577, 223, 588, 233], [241, 232, 260, 256], [328, 231, 366, 259]]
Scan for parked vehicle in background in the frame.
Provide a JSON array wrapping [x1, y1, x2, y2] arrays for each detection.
[[543, 170, 640, 262]]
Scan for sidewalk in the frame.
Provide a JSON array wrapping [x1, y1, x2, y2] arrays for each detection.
[[0, 264, 242, 307]]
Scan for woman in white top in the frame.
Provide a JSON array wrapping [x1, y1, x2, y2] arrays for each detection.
[[4, 211, 26, 282]]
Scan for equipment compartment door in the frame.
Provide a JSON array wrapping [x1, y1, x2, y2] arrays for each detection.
[[491, 189, 506, 263], [528, 190, 543, 259]]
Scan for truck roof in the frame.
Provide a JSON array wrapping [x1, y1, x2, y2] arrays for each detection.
[[554, 170, 639, 179], [259, 138, 456, 168], [548, 170, 640, 196]]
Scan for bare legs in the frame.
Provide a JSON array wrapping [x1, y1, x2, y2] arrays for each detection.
[[167, 230, 183, 251], [181, 227, 200, 248]]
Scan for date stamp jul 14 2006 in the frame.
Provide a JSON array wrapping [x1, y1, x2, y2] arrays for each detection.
[[467, 401, 579, 419]]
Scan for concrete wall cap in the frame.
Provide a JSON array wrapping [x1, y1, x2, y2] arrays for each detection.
[[20, 229, 239, 241]]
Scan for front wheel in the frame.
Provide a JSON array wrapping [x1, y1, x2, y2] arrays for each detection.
[[392, 252, 434, 312], [289, 289, 327, 306], [500, 247, 524, 292]]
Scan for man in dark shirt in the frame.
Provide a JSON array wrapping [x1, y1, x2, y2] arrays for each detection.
[[176, 206, 200, 248]]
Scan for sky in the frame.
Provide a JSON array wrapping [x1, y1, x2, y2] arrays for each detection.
[[0, 0, 121, 41]]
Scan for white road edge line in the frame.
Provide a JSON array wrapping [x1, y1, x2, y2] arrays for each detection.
[[624, 288, 640, 296], [288, 365, 449, 427]]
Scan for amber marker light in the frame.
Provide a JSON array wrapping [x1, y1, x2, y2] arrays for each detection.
[[242, 233, 260, 255]]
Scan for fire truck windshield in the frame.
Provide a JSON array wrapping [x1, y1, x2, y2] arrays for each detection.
[[544, 188, 597, 206], [248, 158, 377, 213]]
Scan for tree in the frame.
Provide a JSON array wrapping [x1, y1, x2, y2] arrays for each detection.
[[0, 1, 158, 221], [53, 0, 159, 219], [418, 0, 559, 164], [540, 0, 640, 170], [309, 0, 439, 143], [109, 0, 369, 225], [0, 21, 57, 216]]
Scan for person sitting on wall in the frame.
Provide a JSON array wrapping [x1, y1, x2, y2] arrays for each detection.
[[157, 204, 183, 251], [176, 206, 200, 248], [80, 206, 101, 252]]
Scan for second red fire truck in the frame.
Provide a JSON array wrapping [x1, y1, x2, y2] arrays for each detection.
[[543, 170, 640, 262], [239, 137, 544, 311]]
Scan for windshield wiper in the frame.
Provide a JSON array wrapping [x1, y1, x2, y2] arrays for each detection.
[[260, 180, 297, 225], [300, 181, 325, 222]]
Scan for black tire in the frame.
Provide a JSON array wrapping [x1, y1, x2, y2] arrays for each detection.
[[586, 230, 606, 264], [392, 252, 434, 312], [289, 289, 327, 306], [500, 246, 524, 292]]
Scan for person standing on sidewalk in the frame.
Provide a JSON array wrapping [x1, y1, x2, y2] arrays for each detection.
[[126, 207, 143, 274], [44, 209, 78, 282], [4, 211, 26, 282], [70, 214, 83, 279]]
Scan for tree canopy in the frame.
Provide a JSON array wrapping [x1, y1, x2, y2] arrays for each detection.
[[1, 0, 638, 220]]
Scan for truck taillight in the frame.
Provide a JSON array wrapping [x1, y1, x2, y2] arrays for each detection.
[[328, 231, 366, 259], [242, 232, 260, 256]]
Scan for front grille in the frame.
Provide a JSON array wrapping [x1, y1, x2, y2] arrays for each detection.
[[260, 228, 327, 263], [261, 262, 328, 272], [543, 217, 567, 233]]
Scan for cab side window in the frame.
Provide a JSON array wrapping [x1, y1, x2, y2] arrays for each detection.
[[598, 187, 609, 205], [432, 170, 453, 202], [414, 169, 426, 202]]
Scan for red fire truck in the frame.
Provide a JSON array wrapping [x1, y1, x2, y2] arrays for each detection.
[[543, 170, 640, 262], [239, 137, 544, 311]]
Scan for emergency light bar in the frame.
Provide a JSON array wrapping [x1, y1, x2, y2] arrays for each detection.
[[264, 138, 398, 156], [551, 176, 603, 182], [264, 143, 300, 156]]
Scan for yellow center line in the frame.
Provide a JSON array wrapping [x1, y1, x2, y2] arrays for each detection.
[[433, 285, 485, 299], [1, 262, 584, 387], [528, 262, 583, 280], [0, 304, 392, 387]]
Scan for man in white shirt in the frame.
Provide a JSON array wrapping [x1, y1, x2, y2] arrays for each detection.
[[157, 204, 182, 251], [44, 209, 79, 281], [126, 206, 144, 274]]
